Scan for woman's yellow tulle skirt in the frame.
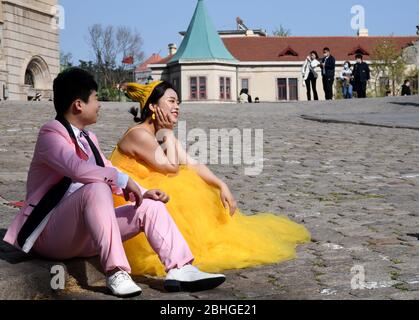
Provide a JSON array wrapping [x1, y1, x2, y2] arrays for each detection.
[[110, 147, 310, 277]]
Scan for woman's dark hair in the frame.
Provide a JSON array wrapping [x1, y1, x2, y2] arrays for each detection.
[[404, 79, 410, 84], [130, 81, 178, 123], [344, 61, 351, 68], [310, 51, 319, 59], [53, 67, 98, 116]]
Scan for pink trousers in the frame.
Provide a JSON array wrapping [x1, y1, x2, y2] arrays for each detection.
[[33, 182, 194, 274]]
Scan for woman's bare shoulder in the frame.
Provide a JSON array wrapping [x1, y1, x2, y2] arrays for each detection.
[[126, 126, 154, 141], [119, 126, 157, 155]]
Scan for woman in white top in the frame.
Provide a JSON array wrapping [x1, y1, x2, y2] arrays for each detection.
[[302, 51, 321, 101], [239, 88, 251, 103]]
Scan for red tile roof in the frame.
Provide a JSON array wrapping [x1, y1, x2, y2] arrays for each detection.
[[222, 36, 419, 62], [158, 54, 174, 64], [135, 53, 163, 72]]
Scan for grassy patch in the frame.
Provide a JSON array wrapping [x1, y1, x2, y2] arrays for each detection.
[[393, 283, 409, 291], [390, 258, 403, 265], [313, 259, 327, 268], [389, 271, 400, 281]]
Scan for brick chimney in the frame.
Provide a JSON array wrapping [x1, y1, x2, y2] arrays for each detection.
[[358, 28, 369, 37]]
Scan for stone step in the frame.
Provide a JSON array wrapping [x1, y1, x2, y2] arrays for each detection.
[[0, 245, 107, 299]]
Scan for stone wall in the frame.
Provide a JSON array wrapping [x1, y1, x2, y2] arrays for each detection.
[[0, 0, 59, 101]]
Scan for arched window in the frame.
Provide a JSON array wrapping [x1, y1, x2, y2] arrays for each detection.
[[25, 69, 35, 88]]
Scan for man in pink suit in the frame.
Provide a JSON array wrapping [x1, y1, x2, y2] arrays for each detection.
[[3, 68, 225, 298]]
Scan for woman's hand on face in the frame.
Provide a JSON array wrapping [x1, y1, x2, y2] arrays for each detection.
[[220, 183, 237, 216], [155, 106, 174, 131]]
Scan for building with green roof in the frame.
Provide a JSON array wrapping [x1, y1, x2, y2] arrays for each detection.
[[149, 0, 239, 103]]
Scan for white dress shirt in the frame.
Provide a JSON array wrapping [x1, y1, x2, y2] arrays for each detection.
[[67, 124, 129, 196]]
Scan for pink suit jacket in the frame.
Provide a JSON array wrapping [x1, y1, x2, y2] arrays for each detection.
[[3, 120, 146, 249]]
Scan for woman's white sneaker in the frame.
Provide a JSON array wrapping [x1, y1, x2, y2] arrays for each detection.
[[106, 271, 142, 298], [164, 265, 226, 292]]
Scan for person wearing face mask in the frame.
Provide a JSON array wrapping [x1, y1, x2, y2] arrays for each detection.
[[320, 47, 336, 100], [352, 54, 370, 98], [401, 80, 412, 96], [302, 51, 321, 101], [340, 61, 354, 99], [110, 81, 311, 278]]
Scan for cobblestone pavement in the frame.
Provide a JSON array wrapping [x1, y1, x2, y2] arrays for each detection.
[[1, 96, 419, 300]]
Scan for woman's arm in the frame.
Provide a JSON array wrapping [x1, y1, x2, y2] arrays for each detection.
[[118, 128, 179, 175], [311, 59, 320, 68], [175, 139, 218, 185], [176, 138, 238, 215], [301, 60, 308, 75]]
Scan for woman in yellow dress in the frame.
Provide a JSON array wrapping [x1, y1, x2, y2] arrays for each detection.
[[110, 81, 311, 277]]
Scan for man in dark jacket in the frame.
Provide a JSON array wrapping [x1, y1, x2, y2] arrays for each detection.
[[401, 80, 412, 96], [320, 47, 336, 100], [352, 54, 371, 98]]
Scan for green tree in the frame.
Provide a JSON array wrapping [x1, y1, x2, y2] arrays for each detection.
[[273, 25, 291, 37], [60, 51, 73, 71], [370, 39, 407, 97], [87, 24, 144, 89], [405, 67, 419, 95], [77, 59, 133, 102]]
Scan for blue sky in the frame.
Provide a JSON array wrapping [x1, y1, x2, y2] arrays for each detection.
[[59, 0, 419, 64]]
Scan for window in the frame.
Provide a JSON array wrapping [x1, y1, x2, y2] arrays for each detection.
[[25, 70, 35, 88], [241, 78, 249, 91], [277, 78, 287, 100], [279, 47, 299, 57], [220, 77, 225, 100], [190, 77, 207, 100], [220, 77, 232, 100], [190, 77, 197, 100], [226, 78, 231, 100], [349, 46, 370, 57], [277, 78, 299, 101], [289, 78, 298, 101], [199, 77, 207, 100]]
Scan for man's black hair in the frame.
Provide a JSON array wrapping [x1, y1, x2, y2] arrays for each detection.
[[53, 67, 98, 116]]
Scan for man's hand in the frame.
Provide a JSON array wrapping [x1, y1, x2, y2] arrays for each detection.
[[144, 190, 170, 204], [123, 177, 143, 209]]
